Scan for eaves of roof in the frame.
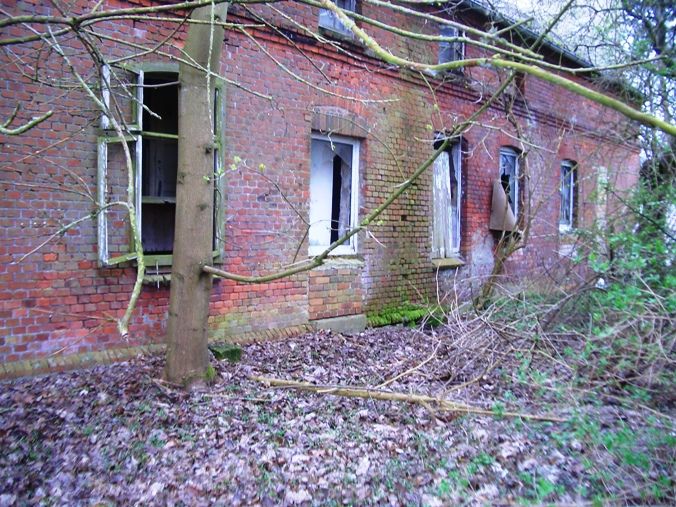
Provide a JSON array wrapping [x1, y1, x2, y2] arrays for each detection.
[[458, 0, 592, 68]]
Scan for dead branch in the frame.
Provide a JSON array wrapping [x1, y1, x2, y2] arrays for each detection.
[[251, 375, 567, 422]]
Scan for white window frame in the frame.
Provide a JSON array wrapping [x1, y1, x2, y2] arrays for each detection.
[[309, 133, 360, 256], [432, 140, 462, 259], [559, 160, 576, 233], [499, 147, 520, 218], [319, 0, 356, 37], [438, 25, 465, 65], [97, 64, 225, 267]]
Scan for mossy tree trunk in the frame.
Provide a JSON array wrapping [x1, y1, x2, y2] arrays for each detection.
[[165, 3, 228, 385]]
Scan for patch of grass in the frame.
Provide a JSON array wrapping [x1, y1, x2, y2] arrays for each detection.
[[379, 458, 415, 494], [204, 364, 217, 383], [516, 472, 564, 504], [436, 478, 453, 496], [465, 452, 494, 476], [137, 402, 152, 414], [129, 440, 148, 465], [446, 469, 470, 491], [178, 429, 195, 442], [148, 435, 166, 448], [20, 431, 42, 462], [81, 424, 96, 437], [256, 410, 276, 426], [434, 451, 495, 499]]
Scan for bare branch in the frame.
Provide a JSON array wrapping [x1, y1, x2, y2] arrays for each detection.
[[0, 105, 53, 135]]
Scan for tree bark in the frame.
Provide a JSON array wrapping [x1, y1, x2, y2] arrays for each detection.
[[165, 3, 228, 385]]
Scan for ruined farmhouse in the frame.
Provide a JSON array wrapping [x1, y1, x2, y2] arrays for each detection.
[[0, 0, 639, 369]]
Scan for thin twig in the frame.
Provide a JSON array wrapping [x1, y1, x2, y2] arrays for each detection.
[[377, 340, 440, 388]]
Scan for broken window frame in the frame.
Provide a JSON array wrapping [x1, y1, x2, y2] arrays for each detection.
[[559, 159, 577, 232], [499, 146, 520, 219], [438, 25, 465, 66], [97, 63, 225, 267], [432, 138, 463, 259], [309, 133, 360, 256], [318, 0, 357, 37]]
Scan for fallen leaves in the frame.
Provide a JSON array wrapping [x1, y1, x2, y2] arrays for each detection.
[[0, 326, 672, 505]]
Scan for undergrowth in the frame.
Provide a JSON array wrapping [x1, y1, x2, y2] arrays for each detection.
[[459, 182, 676, 504]]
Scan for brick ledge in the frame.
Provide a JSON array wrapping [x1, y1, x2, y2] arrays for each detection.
[[0, 324, 314, 380]]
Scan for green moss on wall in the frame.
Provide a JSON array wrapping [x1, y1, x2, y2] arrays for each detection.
[[366, 303, 443, 328]]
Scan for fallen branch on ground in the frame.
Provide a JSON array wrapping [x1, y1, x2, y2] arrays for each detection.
[[251, 375, 567, 422]]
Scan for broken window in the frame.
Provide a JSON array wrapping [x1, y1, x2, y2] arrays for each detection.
[[139, 73, 178, 255], [559, 160, 577, 232], [319, 0, 356, 36], [309, 134, 360, 255], [97, 65, 224, 267], [432, 139, 462, 258], [499, 147, 520, 218], [438, 25, 464, 65]]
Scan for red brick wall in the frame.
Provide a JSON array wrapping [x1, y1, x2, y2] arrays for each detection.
[[308, 263, 364, 320], [0, 0, 640, 363]]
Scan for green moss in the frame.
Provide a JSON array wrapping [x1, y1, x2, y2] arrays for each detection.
[[204, 364, 217, 383], [209, 312, 248, 331], [367, 303, 443, 328], [209, 343, 242, 362]]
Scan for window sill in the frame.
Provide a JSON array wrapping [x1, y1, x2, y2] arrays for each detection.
[[309, 245, 357, 257], [144, 254, 173, 267], [316, 256, 364, 270], [425, 68, 466, 83], [559, 224, 575, 235], [138, 250, 223, 269], [432, 257, 465, 268], [143, 273, 171, 285]]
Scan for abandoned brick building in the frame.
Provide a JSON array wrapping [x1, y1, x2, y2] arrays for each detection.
[[0, 0, 640, 369]]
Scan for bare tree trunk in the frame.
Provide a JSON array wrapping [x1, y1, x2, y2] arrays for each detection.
[[165, 3, 228, 385]]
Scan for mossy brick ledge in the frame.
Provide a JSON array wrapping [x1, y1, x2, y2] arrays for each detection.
[[208, 324, 313, 345], [367, 303, 443, 328], [0, 345, 165, 380], [0, 325, 314, 380]]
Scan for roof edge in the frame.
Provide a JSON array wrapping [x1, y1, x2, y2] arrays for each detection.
[[459, 0, 592, 69]]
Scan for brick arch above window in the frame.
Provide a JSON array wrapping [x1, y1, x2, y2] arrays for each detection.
[[311, 106, 368, 138]]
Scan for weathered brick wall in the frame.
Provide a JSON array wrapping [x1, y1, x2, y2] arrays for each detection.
[[0, 0, 639, 364], [308, 261, 364, 320]]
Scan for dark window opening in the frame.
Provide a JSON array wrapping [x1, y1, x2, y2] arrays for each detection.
[[142, 75, 178, 134], [439, 25, 464, 65], [309, 135, 358, 254], [330, 155, 344, 243], [559, 160, 577, 231], [97, 65, 225, 268], [499, 147, 519, 217], [141, 74, 178, 254]]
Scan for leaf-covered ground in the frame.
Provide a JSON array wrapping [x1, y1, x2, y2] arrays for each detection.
[[1, 326, 673, 505]]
